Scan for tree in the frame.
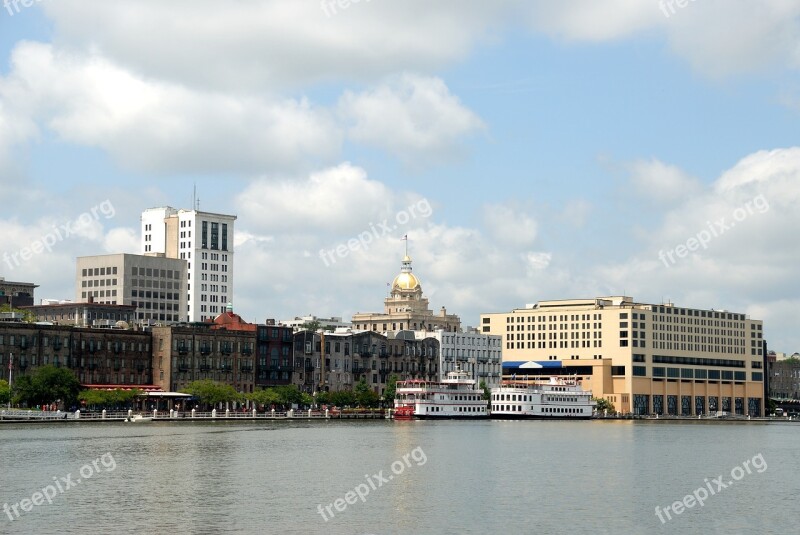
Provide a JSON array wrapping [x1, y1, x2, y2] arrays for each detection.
[[593, 397, 614, 413], [330, 389, 356, 407], [273, 385, 305, 407], [479, 380, 490, 401], [315, 391, 330, 405], [13, 366, 82, 408], [383, 374, 399, 403], [248, 388, 281, 408], [0, 379, 10, 406], [181, 380, 242, 409], [354, 378, 379, 408], [78, 388, 141, 409], [300, 320, 321, 332], [0, 304, 35, 322]]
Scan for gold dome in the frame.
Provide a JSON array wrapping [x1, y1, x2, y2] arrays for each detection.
[[392, 272, 420, 291]]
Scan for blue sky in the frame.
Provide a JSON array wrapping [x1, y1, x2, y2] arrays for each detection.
[[1, 1, 798, 351]]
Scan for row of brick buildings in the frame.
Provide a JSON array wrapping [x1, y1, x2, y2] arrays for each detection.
[[0, 304, 442, 398]]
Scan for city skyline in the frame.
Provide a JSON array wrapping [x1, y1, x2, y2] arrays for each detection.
[[1, 2, 798, 352]]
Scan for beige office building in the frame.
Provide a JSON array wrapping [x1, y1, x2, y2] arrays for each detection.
[[76, 253, 187, 325], [352, 255, 461, 333], [480, 296, 765, 416]]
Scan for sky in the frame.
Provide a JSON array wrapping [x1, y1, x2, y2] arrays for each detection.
[[0, 1, 798, 352]]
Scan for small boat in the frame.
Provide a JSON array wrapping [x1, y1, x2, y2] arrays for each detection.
[[490, 376, 595, 419], [125, 414, 153, 423], [394, 368, 489, 419]]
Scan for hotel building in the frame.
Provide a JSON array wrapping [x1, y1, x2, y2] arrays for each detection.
[[141, 207, 236, 322], [76, 253, 187, 325], [480, 296, 765, 416]]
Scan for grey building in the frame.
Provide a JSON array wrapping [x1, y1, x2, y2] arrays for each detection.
[[76, 253, 187, 325]]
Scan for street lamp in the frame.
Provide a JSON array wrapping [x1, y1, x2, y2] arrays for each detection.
[[7, 352, 12, 410]]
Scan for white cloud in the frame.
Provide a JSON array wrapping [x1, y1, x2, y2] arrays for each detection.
[[482, 202, 538, 246], [339, 73, 484, 163], [596, 147, 800, 349], [627, 158, 701, 203], [0, 42, 342, 174], [42, 0, 510, 91], [235, 163, 402, 235]]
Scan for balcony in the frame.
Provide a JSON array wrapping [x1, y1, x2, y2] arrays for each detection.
[[199, 364, 212, 372], [178, 346, 189, 355], [136, 364, 146, 373], [18, 361, 28, 370], [360, 351, 372, 358], [242, 349, 253, 356], [200, 346, 212, 356], [305, 362, 314, 371], [178, 363, 190, 372], [240, 366, 253, 373], [220, 364, 232, 372], [352, 366, 370, 374], [379, 351, 389, 358]]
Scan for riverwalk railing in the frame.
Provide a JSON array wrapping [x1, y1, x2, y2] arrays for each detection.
[[1, 408, 389, 421]]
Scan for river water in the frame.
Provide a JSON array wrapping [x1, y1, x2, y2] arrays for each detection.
[[0, 419, 797, 534]]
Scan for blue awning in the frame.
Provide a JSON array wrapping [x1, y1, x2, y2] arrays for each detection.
[[502, 360, 563, 369]]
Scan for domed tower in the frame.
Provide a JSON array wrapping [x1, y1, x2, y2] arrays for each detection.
[[384, 254, 430, 315], [391, 255, 422, 300]]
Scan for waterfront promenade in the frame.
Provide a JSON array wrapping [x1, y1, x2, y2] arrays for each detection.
[[0, 408, 388, 423]]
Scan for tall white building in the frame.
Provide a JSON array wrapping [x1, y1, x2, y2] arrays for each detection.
[[141, 207, 236, 322]]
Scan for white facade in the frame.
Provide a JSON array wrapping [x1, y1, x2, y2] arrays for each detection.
[[280, 315, 353, 332], [141, 207, 236, 323], [415, 329, 502, 388]]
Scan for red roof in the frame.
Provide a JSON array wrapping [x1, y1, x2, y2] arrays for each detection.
[[82, 384, 163, 392], [210, 311, 257, 332]]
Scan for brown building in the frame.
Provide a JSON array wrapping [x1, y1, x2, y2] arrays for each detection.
[[151, 323, 255, 394], [292, 329, 439, 396], [0, 322, 154, 396], [256, 323, 294, 388]]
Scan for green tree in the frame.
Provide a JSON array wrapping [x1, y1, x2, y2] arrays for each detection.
[[330, 389, 356, 407], [479, 380, 490, 401], [383, 374, 399, 403], [248, 388, 281, 408], [315, 391, 331, 405], [300, 320, 321, 332], [766, 398, 777, 414], [78, 388, 141, 409], [181, 379, 242, 409], [354, 378, 379, 408], [0, 379, 10, 405], [0, 304, 35, 322], [13, 366, 81, 407], [593, 397, 614, 413], [273, 385, 305, 407]]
